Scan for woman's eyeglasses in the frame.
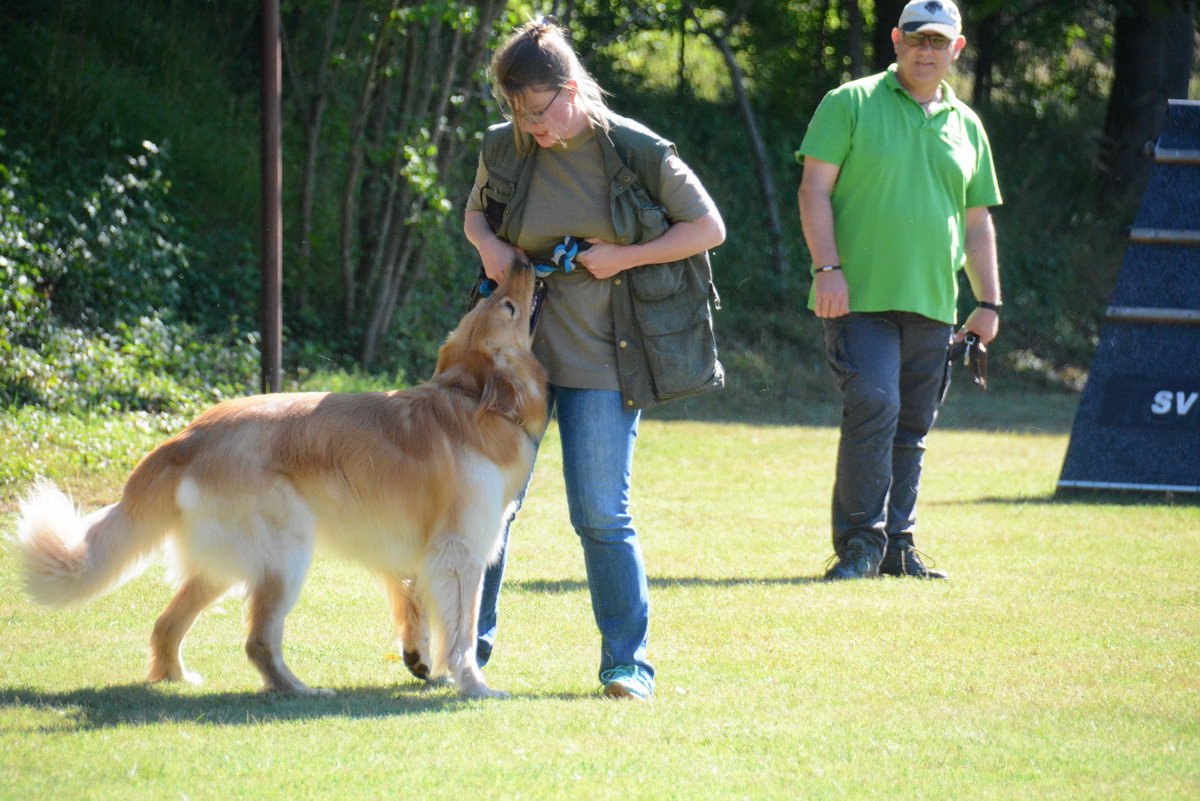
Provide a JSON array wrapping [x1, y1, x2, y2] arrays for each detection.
[[502, 87, 563, 125], [902, 32, 953, 50]]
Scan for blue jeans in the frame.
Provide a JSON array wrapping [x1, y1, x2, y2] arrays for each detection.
[[822, 312, 953, 558], [476, 386, 653, 684]]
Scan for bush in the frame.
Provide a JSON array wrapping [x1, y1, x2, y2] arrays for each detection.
[[0, 135, 259, 414]]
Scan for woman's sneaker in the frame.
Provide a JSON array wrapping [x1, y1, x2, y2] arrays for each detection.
[[600, 665, 654, 700]]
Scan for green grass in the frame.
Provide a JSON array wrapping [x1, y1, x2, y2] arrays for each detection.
[[2, 391, 1198, 800]]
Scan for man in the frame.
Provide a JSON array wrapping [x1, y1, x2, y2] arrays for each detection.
[[796, 0, 1002, 580]]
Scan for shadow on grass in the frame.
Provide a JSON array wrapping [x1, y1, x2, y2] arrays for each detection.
[[512, 575, 823, 594], [646, 384, 1080, 435], [0, 682, 595, 731], [928, 489, 1196, 507]]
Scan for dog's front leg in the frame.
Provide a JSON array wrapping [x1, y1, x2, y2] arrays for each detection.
[[426, 537, 508, 699]]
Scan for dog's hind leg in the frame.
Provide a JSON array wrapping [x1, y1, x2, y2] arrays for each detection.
[[385, 576, 432, 682], [148, 575, 230, 684], [425, 536, 506, 699], [245, 556, 332, 697]]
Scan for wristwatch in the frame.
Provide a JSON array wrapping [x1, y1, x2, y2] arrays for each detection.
[[977, 300, 1002, 313]]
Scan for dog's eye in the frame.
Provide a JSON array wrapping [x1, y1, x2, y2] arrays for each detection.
[[501, 299, 518, 318]]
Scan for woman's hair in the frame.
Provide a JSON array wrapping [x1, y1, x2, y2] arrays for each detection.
[[490, 18, 611, 153]]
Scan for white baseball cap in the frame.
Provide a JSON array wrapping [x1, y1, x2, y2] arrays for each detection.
[[898, 0, 962, 38]]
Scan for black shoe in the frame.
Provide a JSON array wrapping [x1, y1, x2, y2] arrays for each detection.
[[879, 544, 947, 579], [823, 544, 881, 580]]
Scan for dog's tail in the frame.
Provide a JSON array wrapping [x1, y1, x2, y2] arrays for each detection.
[[14, 478, 175, 608]]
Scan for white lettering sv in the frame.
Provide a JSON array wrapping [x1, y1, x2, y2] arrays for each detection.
[[1151, 390, 1199, 415], [1179, 391, 1199, 416]]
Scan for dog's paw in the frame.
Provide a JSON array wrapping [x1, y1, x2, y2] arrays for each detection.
[[265, 681, 336, 697], [402, 650, 431, 681], [146, 668, 203, 685], [458, 685, 510, 700]]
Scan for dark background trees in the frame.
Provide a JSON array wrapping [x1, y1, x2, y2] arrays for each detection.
[[1, 0, 1197, 412]]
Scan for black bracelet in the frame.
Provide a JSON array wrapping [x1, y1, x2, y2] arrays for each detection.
[[813, 264, 841, 275], [977, 300, 1002, 313]]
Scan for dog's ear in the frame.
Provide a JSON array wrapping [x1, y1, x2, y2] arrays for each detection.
[[477, 355, 521, 421], [434, 343, 449, 376], [434, 340, 465, 378], [477, 351, 542, 424]]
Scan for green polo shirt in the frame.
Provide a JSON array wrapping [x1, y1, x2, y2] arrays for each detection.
[[796, 65, 1002, 323]]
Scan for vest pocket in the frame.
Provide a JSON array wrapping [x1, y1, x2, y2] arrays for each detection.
[[613, 183, 670, 244], [630, 260, 685, 301], [630, 281, 719, 399], [481, 174, 515, 232]]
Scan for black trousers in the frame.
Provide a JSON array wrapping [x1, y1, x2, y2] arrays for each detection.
[[822, 312, 953, 557]]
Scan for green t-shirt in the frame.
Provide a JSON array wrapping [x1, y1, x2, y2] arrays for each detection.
[[796, 65, 1003, 323]]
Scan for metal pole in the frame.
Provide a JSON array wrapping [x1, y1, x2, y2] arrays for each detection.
[[260, 0, 283, 393]]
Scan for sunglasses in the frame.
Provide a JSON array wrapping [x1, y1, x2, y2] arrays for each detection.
[[501, 86, 563, 125], [902, 32, 953, 50], [947, 332, 988, 390]]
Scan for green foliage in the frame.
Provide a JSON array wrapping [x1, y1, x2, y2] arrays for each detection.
[[0, 136, 259, 414], [287, 366, 410, 394], [1, 315, 259, 415], [978, 97, 1127, 382], [0, 407, 187, 492], [37, 142, 187, 328]]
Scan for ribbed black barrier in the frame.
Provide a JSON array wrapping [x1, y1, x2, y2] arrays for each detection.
[[1058, 99, 1200, 495]]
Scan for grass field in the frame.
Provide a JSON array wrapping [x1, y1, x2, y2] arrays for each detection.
[[1, 388, 1197, 800]]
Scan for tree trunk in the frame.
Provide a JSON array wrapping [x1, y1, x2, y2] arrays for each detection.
[[872, 0, 905, 73], [348, 0, 505, 367], [362, 18, 468, 367], [846, 0, 864, 79], [677, 5, 688, 100], [281, 0, 346, 313], [971, 7, 1001, 110], [338, 7, 395, 324], [1100, 0, 1196, 204], [688, 3, 789, 289]]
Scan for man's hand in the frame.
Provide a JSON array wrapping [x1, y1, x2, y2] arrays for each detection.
[[955, 307, 999, 344], [812, 270, 850, 318]]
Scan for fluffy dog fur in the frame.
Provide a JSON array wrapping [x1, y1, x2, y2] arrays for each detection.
[[14, 261, 546, 699]]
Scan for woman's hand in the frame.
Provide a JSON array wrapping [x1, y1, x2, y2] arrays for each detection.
[[481, 237, 527, 282], [575, 212, 725, 281], [466, 209, 527, 281], [576, 238, 632, 280]]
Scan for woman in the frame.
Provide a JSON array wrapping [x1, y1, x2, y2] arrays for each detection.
[[464, 18, 725, 700]]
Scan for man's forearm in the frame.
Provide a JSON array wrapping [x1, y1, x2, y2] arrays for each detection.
[[963, 208, 1000, 303], [798, 185, 840, 268]]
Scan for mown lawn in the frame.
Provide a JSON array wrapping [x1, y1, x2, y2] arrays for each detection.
[[1, 387, 1197, 800]]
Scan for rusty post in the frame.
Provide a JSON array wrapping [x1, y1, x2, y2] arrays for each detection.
[[260, 0, 283, 393]]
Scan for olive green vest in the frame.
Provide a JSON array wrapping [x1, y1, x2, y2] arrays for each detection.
[[478, 113, 724, 410]]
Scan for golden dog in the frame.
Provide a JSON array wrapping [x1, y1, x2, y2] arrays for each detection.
[[14, 261, 545, 699]]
